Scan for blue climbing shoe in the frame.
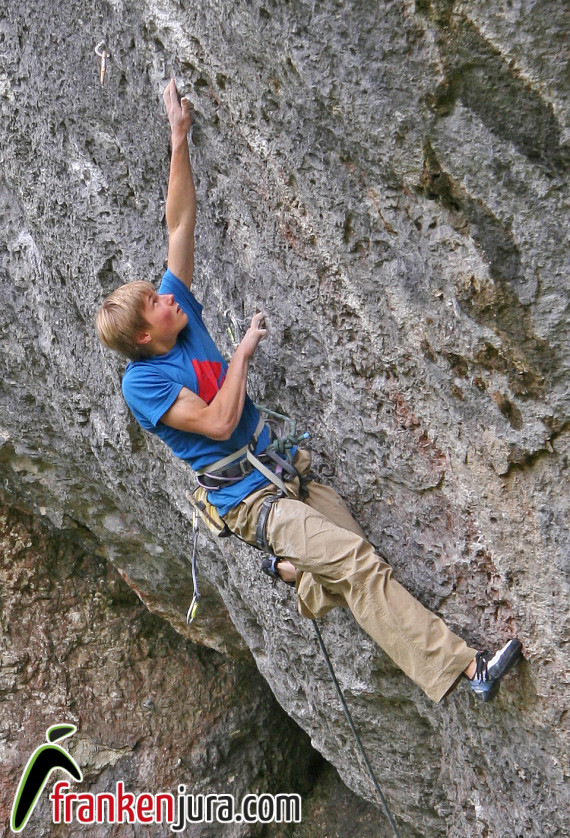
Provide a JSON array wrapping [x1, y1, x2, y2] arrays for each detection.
[[469, 639, 522, 701]]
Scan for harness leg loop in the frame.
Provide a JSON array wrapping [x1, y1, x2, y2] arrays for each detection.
[[255, 492, 283, 554]]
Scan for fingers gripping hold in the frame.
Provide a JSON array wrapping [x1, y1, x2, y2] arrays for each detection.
[[163, 78, 192, 136]]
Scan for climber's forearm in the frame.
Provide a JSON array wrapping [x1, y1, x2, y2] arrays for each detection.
[[163, 79, 196, 288]]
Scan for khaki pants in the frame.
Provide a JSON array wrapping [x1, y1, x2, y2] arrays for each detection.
[[223, 450, 476, 703]]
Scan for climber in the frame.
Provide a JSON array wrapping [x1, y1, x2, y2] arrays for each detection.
[[95, 79, 522, 704]]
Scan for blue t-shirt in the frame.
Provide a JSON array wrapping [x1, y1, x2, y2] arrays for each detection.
[[122, 270, 271, 516]]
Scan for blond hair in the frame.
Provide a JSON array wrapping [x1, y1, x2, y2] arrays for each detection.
[[95, 280, 155, 361]]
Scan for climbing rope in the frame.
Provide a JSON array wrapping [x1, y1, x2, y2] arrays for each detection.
[[311, 619, 401, 838]]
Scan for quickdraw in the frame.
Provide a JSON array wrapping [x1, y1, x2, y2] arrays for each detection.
[[186, 505, 200, 624]]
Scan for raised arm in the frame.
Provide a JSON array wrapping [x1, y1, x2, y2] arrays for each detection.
[[163, 79, 196, 288], [160, 312, 267, 440]]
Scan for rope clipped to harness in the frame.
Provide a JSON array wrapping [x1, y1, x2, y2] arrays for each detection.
[[183, 404, 308, 621], [183, 402, 399, 834]]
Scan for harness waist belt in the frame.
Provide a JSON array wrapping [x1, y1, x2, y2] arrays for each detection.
[[195, 415, 266, 477], [198, 449, 289, 495], [195, 416, 290, 495], [197, 452, 273, 487]]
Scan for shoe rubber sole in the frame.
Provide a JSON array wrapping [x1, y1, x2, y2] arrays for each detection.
[[475, 680, 500, 702]]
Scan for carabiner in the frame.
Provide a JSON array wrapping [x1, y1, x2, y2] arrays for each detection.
[[224, 309, 241, 349], [186, 591, 200, 624]]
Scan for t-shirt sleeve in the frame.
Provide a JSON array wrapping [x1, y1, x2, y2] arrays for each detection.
[[159, 269, 203, 321], [122, 364, 183, 429]]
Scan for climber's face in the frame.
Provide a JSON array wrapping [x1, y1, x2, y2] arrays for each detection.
[[136, 291, 188, 355]]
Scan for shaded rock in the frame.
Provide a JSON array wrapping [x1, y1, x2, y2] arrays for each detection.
[[0, 496, 318, 837]]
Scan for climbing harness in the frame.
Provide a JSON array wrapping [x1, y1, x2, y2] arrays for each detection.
[[255, 493, 282, 553], [183, 406, 306, 619], [186, 485, 231, 538], [194, 408, 309, 496]]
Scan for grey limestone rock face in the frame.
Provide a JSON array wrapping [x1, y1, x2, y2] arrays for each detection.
[[0, 0, 568, 835]]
